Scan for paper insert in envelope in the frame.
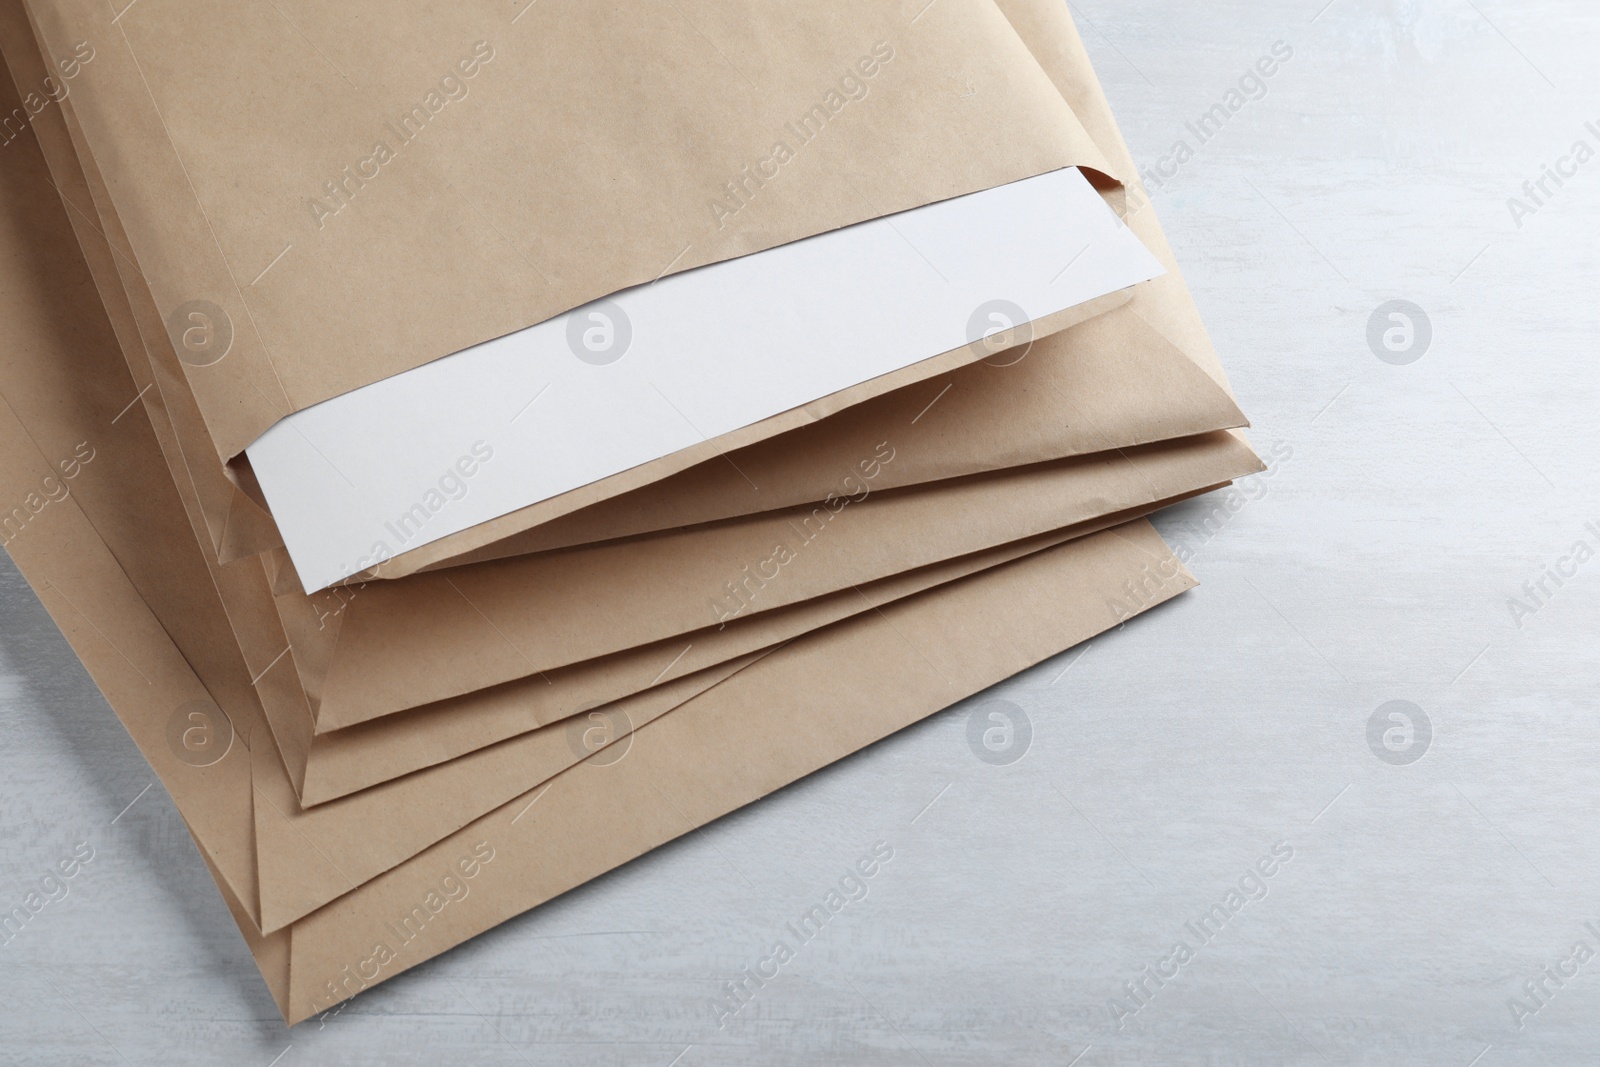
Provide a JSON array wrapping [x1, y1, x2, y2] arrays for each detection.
[[248, 166, 1163, 590]]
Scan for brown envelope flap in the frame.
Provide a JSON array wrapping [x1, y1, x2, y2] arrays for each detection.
[[291, 433, 1254, 805], [308, 432, 1261, 725], [302, 523, 1123, 800]]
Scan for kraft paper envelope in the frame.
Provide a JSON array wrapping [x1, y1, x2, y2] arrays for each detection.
[[294, 497, 1217, 806], [0, 210, 1196, 946], [7, 1, 1251, 592], [3, 0, 1248, 777], [350, 0, 1260, 585], [51, 81, 1149, 584], [23, 0, 1123, 541], [270, 524, 1199, 1022], [4, 238, 1235, 815], [0, 2, 1254, 1021], [61, 212, 1249, 807], [268, 430, 1258, 735], [0, 107, 1209, 987], [0, 42, 1257, 831], [15, 0, 1222, 591], [25, 44, 1144, 581], [252, 507, 1201, 933], [15, 0, 1260, 710], [0, 31, 1254, 844], [0, 152, 1215, 941], [3, 260, 1190, 940], [0, 414, 1193, 1020], [1, 17, 1253, 726], [300, 0, 1261, 580], [0, 233, 1193, 934]]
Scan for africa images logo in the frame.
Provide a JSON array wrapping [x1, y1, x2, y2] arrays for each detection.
[[1366, 700, 1430, 766], [966, 699, 1031, 766], [1366, 300, 1432, 366]]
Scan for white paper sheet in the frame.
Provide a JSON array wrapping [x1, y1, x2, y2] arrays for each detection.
[[247, 167, 1164, 591]]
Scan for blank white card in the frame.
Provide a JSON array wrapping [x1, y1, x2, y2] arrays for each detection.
[[248, 167, 1165, 591]]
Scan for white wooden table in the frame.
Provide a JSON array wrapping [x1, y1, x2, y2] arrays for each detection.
[[3, 1, 1597, 1062]]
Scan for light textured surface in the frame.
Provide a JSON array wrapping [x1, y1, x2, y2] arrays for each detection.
[[3, 0, 1598, 1063]]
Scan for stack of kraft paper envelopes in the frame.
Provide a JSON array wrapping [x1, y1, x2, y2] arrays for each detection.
[[0, 0, 1261, 1025]]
